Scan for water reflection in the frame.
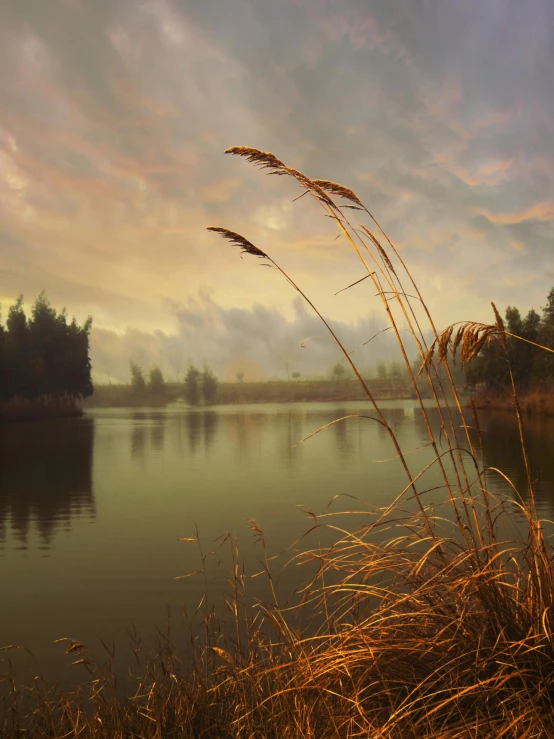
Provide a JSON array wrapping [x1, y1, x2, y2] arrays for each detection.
[[230, 412, 267, 460], [333, 408, 355, 462], [0, 418, 95, 551], [203, 412, 219, 453], [3, 402, 554, 690], [131, 419, 148, 458], [150, 415, 166, 452], [279, 411, 303, 467], [478, 412, 554, 515]]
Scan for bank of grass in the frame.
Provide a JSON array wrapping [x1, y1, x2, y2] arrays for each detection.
[[0, 396, 83, 423], [471, 387, 554, 416], [3, 147, 554, 738], [82, 384, 171, 408], [216, 378, 415, 403]]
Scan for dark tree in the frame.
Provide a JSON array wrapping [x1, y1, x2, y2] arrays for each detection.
[[184, 363, 201, 405], [149, 366, 166, 394], [130, 361, 146, 394], [389, 362, 404, 380], [332, 362, 345, 380], [0, 293, 93, 404], [201, 365, 218, 404], [465, 290, 554, 392], [376, 361, 388, 380]]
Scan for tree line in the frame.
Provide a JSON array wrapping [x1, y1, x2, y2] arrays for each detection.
[[0, 292, 93, 403], [466, 287, 554, 392], [129, 361, 218, 405]]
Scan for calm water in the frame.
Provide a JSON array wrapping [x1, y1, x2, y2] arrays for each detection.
[[1, 401, 553, 683]]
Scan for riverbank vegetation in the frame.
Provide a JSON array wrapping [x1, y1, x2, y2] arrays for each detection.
[[465, 292, 554, 414], [83, 375, 415, 407], [84, 361, 466, 408], [3, 147, 554, 737], [0, 292, 93, 421]]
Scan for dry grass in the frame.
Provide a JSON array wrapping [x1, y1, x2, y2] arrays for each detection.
[[2, 147, 554, 738], [472, 388, 554, 416]]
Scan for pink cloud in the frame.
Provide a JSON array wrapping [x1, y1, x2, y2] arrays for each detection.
[[477, 201, 554, 225]]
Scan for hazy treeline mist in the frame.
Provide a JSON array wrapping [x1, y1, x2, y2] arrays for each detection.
[[90, 293, 406, 385]]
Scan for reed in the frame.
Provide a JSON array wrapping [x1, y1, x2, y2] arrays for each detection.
[[2, 147, 554, 738]]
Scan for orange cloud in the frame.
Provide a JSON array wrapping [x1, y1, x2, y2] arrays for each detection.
[[477, 201, 554, 225], [432, 150, 515, 188]]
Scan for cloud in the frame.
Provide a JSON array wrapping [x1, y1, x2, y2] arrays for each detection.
[[477, 202, 554, 226], [90, 293, 401, 384], [1, 0, 554, 375]]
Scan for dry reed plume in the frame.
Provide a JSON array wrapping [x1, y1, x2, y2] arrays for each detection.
[[2, 146, 554, 738]]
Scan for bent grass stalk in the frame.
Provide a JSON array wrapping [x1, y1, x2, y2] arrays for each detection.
[[2, 147, 554, 737]]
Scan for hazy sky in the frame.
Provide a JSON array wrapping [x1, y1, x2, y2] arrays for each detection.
[[1, 0, 554, 381]]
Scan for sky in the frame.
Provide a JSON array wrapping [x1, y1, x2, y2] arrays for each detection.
[[1, 0, 554, 382]]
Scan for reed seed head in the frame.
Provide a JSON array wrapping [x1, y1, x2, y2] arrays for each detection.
[[207, 227, 268, 259], [225, 146, 288, 176], [312, 179, 363, 207]]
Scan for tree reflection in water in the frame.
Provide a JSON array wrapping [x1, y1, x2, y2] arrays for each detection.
[[0, 418, 95, 551], [477, 411, 554, 516]]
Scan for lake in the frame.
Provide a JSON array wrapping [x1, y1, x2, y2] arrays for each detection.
[[1, 400, 553, 685]]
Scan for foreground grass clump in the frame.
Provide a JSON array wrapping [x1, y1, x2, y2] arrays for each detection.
[[3, 146, 554, 737]]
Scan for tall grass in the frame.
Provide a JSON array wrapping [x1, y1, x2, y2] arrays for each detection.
[[2, 148, 554, 737]]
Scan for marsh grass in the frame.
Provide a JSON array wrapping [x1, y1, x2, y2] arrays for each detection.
[[2, 148, 554, 737], [472, 388, 554, 416]]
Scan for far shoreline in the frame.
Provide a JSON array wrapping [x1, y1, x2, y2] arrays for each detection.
[[10, 385, 553, 423], [82, 378, 419, 409]]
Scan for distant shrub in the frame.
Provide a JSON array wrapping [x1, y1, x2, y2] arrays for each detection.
[[184, 364, 201, 405], [332, 361, 345, 380], [202, 365, 219, 404], [130, 360, 146, 394], [149, 366, 165, 394]]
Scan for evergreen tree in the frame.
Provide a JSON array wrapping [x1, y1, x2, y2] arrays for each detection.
[[130, 360, 146, 394], [201, 365, 218, 404], [376, 361, 388, 380], [184, 363, 200, 405], [0, 313, 6, 401], [465, 288, 554, 391], [5, 295, 31, 399], [149, 366, 166, 394], [536, 290, 554, 386], [332, 361, 345, 380], [0, 292, 93, 403]]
